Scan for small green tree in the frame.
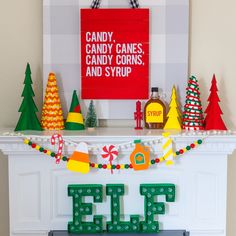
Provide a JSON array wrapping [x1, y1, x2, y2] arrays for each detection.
[[85, 100, 97, 128], [15, 63, 42, 131]]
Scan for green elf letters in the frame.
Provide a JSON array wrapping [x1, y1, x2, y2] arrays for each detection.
[[68, 183, 175, 234]]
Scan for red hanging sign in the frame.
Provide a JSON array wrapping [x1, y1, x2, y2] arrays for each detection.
[[81, 9, 149, 99]]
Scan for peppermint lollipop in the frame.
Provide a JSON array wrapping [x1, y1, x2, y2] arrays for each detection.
[[101, 145, 119, 173]]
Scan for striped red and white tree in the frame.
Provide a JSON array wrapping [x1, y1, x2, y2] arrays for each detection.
[[182, 76, 204, 131]]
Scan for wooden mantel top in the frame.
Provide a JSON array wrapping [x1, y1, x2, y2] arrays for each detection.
[[0, 127, 235, 139]]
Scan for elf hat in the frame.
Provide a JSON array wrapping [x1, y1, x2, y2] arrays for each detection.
[[65, 90, 85, 130]]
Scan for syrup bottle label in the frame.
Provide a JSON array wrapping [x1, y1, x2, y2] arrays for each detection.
[[145, 103, 164, 123], [134, 152, 145, 165]]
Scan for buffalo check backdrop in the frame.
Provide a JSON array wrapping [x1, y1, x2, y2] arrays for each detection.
[[43, 0, 189, 119]]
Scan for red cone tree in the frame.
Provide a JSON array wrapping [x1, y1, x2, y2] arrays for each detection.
[[204, 74, 227, 130]]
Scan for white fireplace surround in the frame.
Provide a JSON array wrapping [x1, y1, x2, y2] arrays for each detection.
[[0, 128, 236, 236]]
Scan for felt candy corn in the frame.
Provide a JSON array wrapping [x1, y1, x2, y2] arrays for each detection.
[[67, 142, 90, 174]]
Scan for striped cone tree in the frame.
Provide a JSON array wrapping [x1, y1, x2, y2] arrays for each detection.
[[182, 76, 204, 131], [41, 73, 64, 130]]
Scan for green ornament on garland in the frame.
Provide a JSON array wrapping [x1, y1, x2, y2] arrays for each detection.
[[85, 100, 98, 128], [65, 90, 85, 130], [15, 63, 42, 131]]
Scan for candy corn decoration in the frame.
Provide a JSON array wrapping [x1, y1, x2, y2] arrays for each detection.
[[67, 142, 90, 174], [65, 90, 85, 130], [162, 132, 174, 166], [41, 73, 64, 130], [130, 140, 150, 171]]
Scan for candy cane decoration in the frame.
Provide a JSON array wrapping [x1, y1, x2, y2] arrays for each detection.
[[51, 134, 64, 164], [101, 145, 119, 173], [162, 132, 174, 166]]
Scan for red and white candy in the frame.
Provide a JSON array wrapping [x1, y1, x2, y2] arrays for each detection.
[[51, 134, 64, 164], [101, 145, 119, 173]]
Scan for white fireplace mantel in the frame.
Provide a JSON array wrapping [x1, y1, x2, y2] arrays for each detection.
[[0, 128, 236, 236]]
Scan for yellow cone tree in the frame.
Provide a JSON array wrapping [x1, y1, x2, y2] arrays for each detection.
[[164, 86, 182, 130], [41, 73, 65, 130]]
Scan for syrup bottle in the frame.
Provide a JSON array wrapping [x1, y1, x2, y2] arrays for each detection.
[[144, 87, 166, 129], [130, 140, 150, 171]]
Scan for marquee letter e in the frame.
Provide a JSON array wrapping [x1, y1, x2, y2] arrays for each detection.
[[68, 184, 103, 234]]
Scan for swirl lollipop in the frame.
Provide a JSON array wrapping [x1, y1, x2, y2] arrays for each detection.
[[101, 145, 119, 173]]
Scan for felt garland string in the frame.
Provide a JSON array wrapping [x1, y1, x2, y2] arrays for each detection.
[[3, 131, 165, 152], [23, 138, 203, 171], [64, 137, 163, 151]]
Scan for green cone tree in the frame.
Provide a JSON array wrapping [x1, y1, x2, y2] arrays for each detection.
[[15, 63, 42, 131], [85, 100, 97, 128]]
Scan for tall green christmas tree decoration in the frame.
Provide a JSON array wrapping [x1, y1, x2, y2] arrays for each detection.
[[85, 100, 97, 128], [15, 63, 42, 131], [65, 90, 85, 130]]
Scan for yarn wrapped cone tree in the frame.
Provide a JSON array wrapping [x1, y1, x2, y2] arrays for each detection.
[[15, 63, 42, 131], [41, 73, 65, 130], [204, 74, 227, 130], [182, 76, 204, 131], [164, 86, 182, 130], [65, 90, 85, 130]]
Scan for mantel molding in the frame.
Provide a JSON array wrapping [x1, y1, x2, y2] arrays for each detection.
[[0, 128, 236, 157]]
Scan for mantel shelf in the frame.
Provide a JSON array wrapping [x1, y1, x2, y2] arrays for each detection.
[[0, 128, 236, 157], [0, 127, 235, 138]]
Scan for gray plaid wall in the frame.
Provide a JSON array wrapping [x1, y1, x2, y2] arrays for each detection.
[[43, 0, 189, 119]]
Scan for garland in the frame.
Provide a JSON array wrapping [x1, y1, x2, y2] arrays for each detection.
[[23, 138, 203, 171]]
